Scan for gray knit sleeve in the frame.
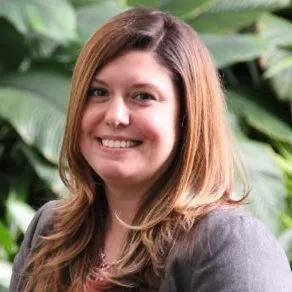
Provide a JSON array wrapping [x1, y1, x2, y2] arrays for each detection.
[[9, 200, 57, 292], [160, 208, 292, 292]]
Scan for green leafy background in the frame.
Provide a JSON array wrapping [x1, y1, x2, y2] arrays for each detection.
[[1, 0, 292, 289]]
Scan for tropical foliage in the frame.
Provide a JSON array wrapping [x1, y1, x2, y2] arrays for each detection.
[[1, 0, 292, 289]]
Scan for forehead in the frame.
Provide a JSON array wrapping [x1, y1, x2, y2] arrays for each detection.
[[92, 50, 174, 87]]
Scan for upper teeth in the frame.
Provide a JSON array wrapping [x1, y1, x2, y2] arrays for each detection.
[[101, 139, 138, 148]]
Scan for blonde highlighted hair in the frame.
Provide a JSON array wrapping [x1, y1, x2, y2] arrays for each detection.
[[23, 7, 249, 291]]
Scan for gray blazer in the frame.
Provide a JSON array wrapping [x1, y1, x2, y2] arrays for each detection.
[[10, 201, 292, 291]]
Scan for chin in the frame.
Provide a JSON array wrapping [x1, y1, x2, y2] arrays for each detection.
[[97, 168, 134, 182]]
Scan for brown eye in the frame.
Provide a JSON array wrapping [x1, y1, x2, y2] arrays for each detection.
[[87, 87, 108, 98], [133, 92, 156, 102]]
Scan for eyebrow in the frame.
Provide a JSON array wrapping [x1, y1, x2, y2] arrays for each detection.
[[92, 78, 164, 95], [92, 78, 108, 86]]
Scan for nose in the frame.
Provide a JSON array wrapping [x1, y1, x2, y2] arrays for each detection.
[[104, 97, 130, 128]]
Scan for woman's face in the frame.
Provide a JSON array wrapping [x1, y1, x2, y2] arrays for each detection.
[[79, 50, 179, 192]]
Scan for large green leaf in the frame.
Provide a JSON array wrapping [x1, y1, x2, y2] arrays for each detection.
[[0, 221, 15, 256], [0, 87, 65, 164], [21, 144, 67, 196], [201, 34, 267, 68], [0, 0, 77, 43], [276, 142, 292, 165], [258, 13, 292, 47], [209, 0, 290, 12], [128, 0, 219, 18], [0, 0, 28, 34], [265, 50, 292, 102], [226, 90, 292, 144], [191, 10, 261, 34], [0, 261, 12, 290], [189, 0, 290, 33], [236, 140, 286, 235], [228, 112, 247, 140], [71, 0, 103, 7], [76, 0, 127, 43], [127, 0, 161, 7], [279, 228, 292, 262], [160, 0, 219, 18], [258, 14, 292, 101], [263, 50, 292, 79], [6, 195, 35, 234], [0, 70, 70, 112], [0, 18, 28, 71], [0, 283, 9, 292]]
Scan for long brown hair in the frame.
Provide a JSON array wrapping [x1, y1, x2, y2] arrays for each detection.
[[23, 7, 249, 291]]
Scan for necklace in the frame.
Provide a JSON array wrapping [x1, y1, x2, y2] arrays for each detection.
[[84, 250, 116, 291], [99, 250, 113, 270]]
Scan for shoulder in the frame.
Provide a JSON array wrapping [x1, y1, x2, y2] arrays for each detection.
[[11, 200, 58, 272], [10, 200, 59, 291], [191, 207, 288, 262], [25, 199, 58, 249], [160, 207, 292, 292]]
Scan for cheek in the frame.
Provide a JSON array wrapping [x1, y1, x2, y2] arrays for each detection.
[[79, 109, 96, 157], [79, 130, 90, 168], [137, 109, 178, 151], [80, 107, 94, 134], [79, 105, 104, 142]]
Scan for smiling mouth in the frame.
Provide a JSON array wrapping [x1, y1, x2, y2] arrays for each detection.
[[96, 138, 142, 149]]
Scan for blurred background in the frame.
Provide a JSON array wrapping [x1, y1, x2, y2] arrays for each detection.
[[1, 0, 292, 290]]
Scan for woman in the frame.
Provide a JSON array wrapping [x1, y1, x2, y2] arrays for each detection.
[[10, 7, 292, 292]]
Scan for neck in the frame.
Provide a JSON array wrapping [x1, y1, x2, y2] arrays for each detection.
[[104, 184, 144, 230], [101, 184, 145, 263]]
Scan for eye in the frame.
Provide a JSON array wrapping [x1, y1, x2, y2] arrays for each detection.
[[87, 87, 109, 98], [132, 92, 156, 102]]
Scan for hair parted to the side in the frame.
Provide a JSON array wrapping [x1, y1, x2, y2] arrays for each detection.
[[23, 7, 250, 291]]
